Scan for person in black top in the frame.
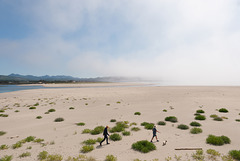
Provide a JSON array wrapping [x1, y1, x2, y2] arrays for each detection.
[[100, 126, 110, 146], [151, 126, 160, 142]]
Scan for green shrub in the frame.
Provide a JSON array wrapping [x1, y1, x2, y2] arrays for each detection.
[[15, 110, 19, 112], [34, 138, 44, 143], [0, 131, 6, 136], [110, 122, 128, 133], [196, 110, 205, 113], [195, 115, 206, 120], [34, 103, 39, 106], [140, 122, 148, 126], [96, 137, 103, 143], [235, 119, 240, 122], [48, 109, 56, 112], [82, 129, 91, 134], [206, 135, 231, 146], [130, 122, 137, 126], [105, 155, 117, 161], [0, 110, 5, 113], [229, 150, 240, 160], [122, 131, 131, 136], [83, 139, 96, 145], [157, 121, 166, 126], [134, 112, 141, 115], [110, 133, 122, 141], [38, 151, 48, 160], [132, 140, 156, 153], [177, 124, 189, 130], [110, 119, 116, 122], [29, 106, 36, 109], [219, 108, 229, 113], [24, 136, 35, 142], [140, 122, 154, 130], [210, 114, 218, 118], [190, 121, 201, 127], [47, 154, 63, 161], [165, 116, 178, 123], [12, 141, 22, 149], [76, 122, 85, 126], [81, 145, 94, 153], [90, 126, 104, 135], [206, 149, 220, 156], [36, 116, 42, 119], [0, 155, 12, 161], [19, 152, 31, 158], [54, 117, 64, 122], [131, 127, 140, 131], [213, 117, 223, 121], [0, 114, 8, 117], [190, 128, 203, 134], [0, 144, 9, 150], [69, 107, 75, 110], [163, 109, 167, 112]]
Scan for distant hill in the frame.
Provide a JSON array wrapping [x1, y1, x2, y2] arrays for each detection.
[[0, 74, 143, 84]]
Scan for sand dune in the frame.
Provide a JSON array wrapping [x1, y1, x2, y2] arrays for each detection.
[[0, 84, 240, 160]]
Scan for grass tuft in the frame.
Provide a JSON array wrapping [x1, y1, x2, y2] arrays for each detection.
[[132, 140, 156, 153], [131, 127, 140, 131], [110, 119, 116, 122], [0, 131, 6, 136], [157, 121, 166, 126], [229, 150, 240, 160], [110, 133, 122, 141], [90, 126, 105, 135], [19, 152, 31, 158], [105, 155, 117, 161], [195, 115, 206, 120], [219, 108, 229, 113], [54, 117, 64, 122], [81, 145, 94, 153], [190, 121, 201, 127], [76, 122, 85, 126], [122, 131, 131, 136], [196, 109, 205, 113], [190, 127, 203, 134], [177, 124, 189, 130], [213, 117, 223, 121], [134, 112, 141, 115], [165, 116, 178, 123], [206, 135, 231, 146]]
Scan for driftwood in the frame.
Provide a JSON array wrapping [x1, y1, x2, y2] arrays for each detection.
[[175, 148, 202, 150]]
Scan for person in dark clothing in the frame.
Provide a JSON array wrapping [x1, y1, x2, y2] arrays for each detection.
[[150, 126, 160, 142], [100, 126, 110, 146]]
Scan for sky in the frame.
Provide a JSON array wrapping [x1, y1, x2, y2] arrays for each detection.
[[1, 0, 240, 85]]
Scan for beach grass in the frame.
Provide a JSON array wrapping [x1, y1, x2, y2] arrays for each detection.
[[132, 140, 156, 153]]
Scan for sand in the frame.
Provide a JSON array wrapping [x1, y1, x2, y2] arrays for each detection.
[[0, 84, 240, 160]]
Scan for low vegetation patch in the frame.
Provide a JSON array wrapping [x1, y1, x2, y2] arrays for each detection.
[[132, 140, 156, 153], [36, 116, 42, 119], [213, 117, 223, 121], [69, 107, 74, 110], [29, 106, 36, 109], [0, 155, 13, 161], [54, 117, 64, 122], [76, 122, 85, 126], [196, 109, 205, 113], [66, 155, 96, 161], [110, 133, 122, 141], [0, 110, 5, 113], [190, 127, 203, 134], [140, 122, 154, 130], [110, 119, 116, 122], [131, 127, 140, 131], [165, 116, 178, 123], [19, 152, 31, 158], [110, 121, 128, 133], [37, 151, 48, 160], [206, 135, 231, 146], [190, 121, 201, 127], [235, 119, 240, 122], [82, 129, 91, 134], [0, 131, 6, 136], [0, 144, 9, 150], [130, 122, 137, 126], [90, 126, 105, 135], [195, 115, 206, 120], [210, 114, 218, 118], [83, 139, 96, 145], [105, 155, 117, 161], [12, 141, 22, 149], [122, 131, 131, 136], [229, 150, 240, 160], [163, 109, 167, 112], [219, 108, 229, 113], [48, 109, 56, 112], [134, 112, 141, 115], [81, 145, 94, 153], [0, 114, 8, 117], [177, 124, 189, 130], [157, 121, 166, 126]]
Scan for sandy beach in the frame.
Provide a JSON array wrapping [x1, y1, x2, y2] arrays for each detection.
[[1, 84, 240, 161]]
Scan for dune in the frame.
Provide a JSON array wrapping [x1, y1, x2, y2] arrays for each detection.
[[0, 84, 240, 160]]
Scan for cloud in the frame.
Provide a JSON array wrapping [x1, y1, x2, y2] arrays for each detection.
[[1, 0, 240, 85]]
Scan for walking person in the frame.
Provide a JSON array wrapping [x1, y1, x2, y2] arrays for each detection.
[[150, 126, 160, 142], [100, 126, 110, 146]]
